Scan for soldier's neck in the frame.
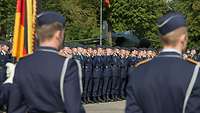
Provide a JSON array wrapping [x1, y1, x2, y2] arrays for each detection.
[[40, 42, 59, 50], [163, 46, 182, 54]]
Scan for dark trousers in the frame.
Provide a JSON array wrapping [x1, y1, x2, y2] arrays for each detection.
[[87, 78, 93, 97], [92, 68, 102, 97], [120, 78, 127, 97], [111, 76, 121, 96], [92, 78, 100, 97], [106, 76, 112, 96], [120, 67, 127, 97], [92, 68, 101, 97], [111, 66, 121, 96], [0, 69, 6, 84], [97, 77, 104, 97], [102, 70, 112, 97], [83, 71, 92, 98], [83, 78, 89, 98]]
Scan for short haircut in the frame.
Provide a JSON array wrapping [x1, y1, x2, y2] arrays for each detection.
[[160, 27, 188, 46], [37, 22, 64, 42]]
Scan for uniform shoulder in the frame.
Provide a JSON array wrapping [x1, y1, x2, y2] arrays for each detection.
[[18, 54, 34, 62], [185, 58, 199, 65], [135, 58, 152, 68]]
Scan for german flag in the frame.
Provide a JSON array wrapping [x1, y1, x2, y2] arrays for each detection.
[[12, 0, 37, 60]]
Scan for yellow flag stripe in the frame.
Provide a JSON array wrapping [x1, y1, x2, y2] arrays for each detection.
[[12, 12, 21, 57], [27, 0, 34, 54], [18, 26, 25, 58]]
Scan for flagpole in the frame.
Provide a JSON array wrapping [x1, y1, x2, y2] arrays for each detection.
[[100, 0, 103, 46]]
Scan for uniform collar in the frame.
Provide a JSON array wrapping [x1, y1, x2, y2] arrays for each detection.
[[37, 46, 59, 54], [161, 48, 182, 55], [37, 46, 59, 52], [158, 48, 182, 58], [1, 50, 7, 55]]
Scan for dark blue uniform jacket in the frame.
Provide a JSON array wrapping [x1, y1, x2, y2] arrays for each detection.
[[126, 52, 200, 113], [9, 47, 85, 113]]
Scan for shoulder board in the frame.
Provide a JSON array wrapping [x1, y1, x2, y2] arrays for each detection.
[[186, 58, 199, 65], [135, 59, 151, 67]]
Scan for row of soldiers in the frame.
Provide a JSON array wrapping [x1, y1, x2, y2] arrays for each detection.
[[60, 46, 157, 103], [184, 49, 200, 61], [60, 46, 200, 104], [1, 41, 200, 105], [0, 42, 199, 97]]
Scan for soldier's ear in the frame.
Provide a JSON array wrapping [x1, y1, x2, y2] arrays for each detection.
[[54, 30, 63, 41], [179, 34, 186, 43]]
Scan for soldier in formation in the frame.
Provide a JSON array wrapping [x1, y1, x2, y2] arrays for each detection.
[[60, 46, 157, 104], [0, 42, 14, 112]]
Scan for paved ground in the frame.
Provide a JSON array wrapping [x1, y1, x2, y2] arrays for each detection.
[[84, 101, 126, 113]]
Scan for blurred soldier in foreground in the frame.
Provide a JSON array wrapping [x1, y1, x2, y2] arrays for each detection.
[[126, 12, 200, 113], [10, 12, 85, 113]]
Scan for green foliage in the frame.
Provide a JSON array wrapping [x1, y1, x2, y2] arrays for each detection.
[[110, 0, 200, 48], [39, 0, 100, 42], [59, 0, 99, 41], [1, 0, 200, 48], [0, 0, 99, 42], [169, 0, 200, 48], [0, 0, 16, 40]]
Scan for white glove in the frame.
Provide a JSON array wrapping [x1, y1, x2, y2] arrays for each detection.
[[4, 63, 16, 84]]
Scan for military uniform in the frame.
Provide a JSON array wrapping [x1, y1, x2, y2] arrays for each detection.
[[127, 56, 138, 66], [111, 55, 121, 100], [9, 47, 85, 113], [0, 50, 10, 84], [126, 51, 200, 113], [0, 83, 12, 111], [9, 12, 85, 113], [102, 55, 113, 101], [197, 55, 200, 62], [0, 49, 13, 112], [92, 55, 103, 102], [126, 12, 200, 113], [83, 55, 93, 103], [73, 52, 86, 102], [119, 57, 128, 99]]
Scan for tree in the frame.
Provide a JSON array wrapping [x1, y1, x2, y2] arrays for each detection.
[[110, 0, 200, 48], [40, 0, 100, 42], [169, 0, 200, 48], [0, 0, 100, 44], [0, 0, 16, 40]]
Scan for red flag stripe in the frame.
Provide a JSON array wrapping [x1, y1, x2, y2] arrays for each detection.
[[16, 0, 22, 12], [20, 0, 25, 26]]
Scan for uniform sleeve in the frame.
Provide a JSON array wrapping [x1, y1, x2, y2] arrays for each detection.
[[125, 67, 143, 113], [63, 59, 85, 113], [0, 83, 12, 107], [0, 84, 5, 106], [186, 72, 200, 113], [8, 62, 27, 113]]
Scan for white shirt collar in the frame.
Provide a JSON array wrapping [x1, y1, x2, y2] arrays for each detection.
[[1, 50, 6, 55], [161, 48, 182, 55]]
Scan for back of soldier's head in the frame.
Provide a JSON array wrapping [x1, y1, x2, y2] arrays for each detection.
[[157, 12, 188, 48], [37, 12, 65, 43]]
